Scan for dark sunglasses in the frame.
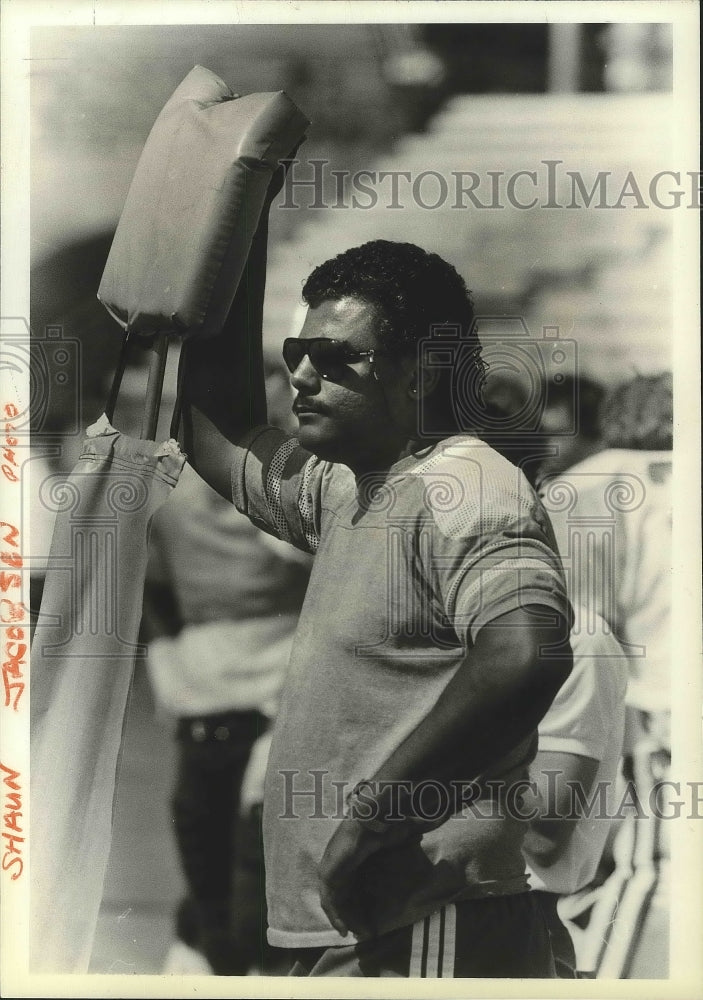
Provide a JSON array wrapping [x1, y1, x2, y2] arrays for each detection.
[[282, 337, 381, 381]]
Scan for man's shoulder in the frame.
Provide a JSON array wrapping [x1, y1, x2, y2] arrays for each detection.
[[409, 434, 551, 539], [414, 434, 523, 482]]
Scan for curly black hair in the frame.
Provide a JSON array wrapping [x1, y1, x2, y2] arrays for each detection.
[[302, 240, 486, 399], [600, 372, 673, 450]]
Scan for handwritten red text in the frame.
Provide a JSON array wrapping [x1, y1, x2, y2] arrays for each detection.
[[1, 521, 25, 710], [2, 403, 20, 484], [0, 761, 23, 879]]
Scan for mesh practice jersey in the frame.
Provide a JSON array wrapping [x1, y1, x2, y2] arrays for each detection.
[[231, 427, 571, 948]]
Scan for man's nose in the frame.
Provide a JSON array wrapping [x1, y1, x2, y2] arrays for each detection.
[[289, 355, 321, 393]]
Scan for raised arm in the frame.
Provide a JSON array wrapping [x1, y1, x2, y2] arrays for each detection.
[[179, 194, 273, 501]]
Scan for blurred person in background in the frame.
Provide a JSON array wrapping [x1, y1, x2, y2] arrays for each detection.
[[542, 372, 672, 740], [535, 373, 606, 488], [536, 371, 673, 978], [475, 371, 605, 491], [523, 607, 628, 978], [482, 383, 628, 979], [142, 353, 312, 975]]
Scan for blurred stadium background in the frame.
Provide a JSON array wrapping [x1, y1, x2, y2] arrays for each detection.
[[28, 20, 675, 976], [32, 21, 675, 438]]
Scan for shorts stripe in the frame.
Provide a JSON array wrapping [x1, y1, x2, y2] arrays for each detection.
[[420, 917, 430, 976], [437, 908, 446, 977], [441, 903, 456, 977], [408, 906, 457, 977], [409, 915, 424, 976], [425, 911, 440, 977]]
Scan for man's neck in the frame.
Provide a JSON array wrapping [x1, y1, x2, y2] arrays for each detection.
[[349, 434, 447, 480]]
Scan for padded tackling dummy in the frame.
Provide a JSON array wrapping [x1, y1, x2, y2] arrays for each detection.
[[30, 417, 186, 973], [98, 64, 309, 339]]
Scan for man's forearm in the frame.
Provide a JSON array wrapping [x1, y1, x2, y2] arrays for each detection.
[[523, 750, 599, 866], [180, 215, 270, 498], [359, 606, 573, 826], [319, 605, 573, 937]]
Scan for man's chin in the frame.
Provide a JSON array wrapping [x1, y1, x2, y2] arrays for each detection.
[[295, 423, 342, 462]]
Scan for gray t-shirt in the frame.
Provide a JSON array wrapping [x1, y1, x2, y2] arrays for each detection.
[[232, 428, 571, 948]]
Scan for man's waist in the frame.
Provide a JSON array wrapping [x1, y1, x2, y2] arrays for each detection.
[[266, 875, 532, 950]]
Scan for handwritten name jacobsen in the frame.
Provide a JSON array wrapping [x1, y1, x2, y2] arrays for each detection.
[[1, 519, 26, 713]]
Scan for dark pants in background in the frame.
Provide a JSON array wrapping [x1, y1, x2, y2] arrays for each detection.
[[533, 890, 578, 978], [172, 709, 284, 975]]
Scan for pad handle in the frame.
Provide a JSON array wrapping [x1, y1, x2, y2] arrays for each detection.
[[104, 331, 177, 441]]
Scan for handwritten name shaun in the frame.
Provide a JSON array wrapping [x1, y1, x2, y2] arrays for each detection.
[[0, 761, 23, 879]]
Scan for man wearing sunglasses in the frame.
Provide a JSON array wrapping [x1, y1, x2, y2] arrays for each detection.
[[181, 206, 573, 977]]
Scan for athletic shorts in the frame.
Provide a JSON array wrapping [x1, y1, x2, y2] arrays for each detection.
[[288, 892, 556, 978]]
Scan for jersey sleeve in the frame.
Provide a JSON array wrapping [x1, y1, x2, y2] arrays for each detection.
[[229, 425, 329, 553], [428, 443, 572, 646]]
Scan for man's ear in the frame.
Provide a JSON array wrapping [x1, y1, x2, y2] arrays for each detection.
[[407, 364, 441, 400]]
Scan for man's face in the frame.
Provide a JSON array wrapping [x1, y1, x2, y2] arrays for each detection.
[[287, 297, 411, 472]]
